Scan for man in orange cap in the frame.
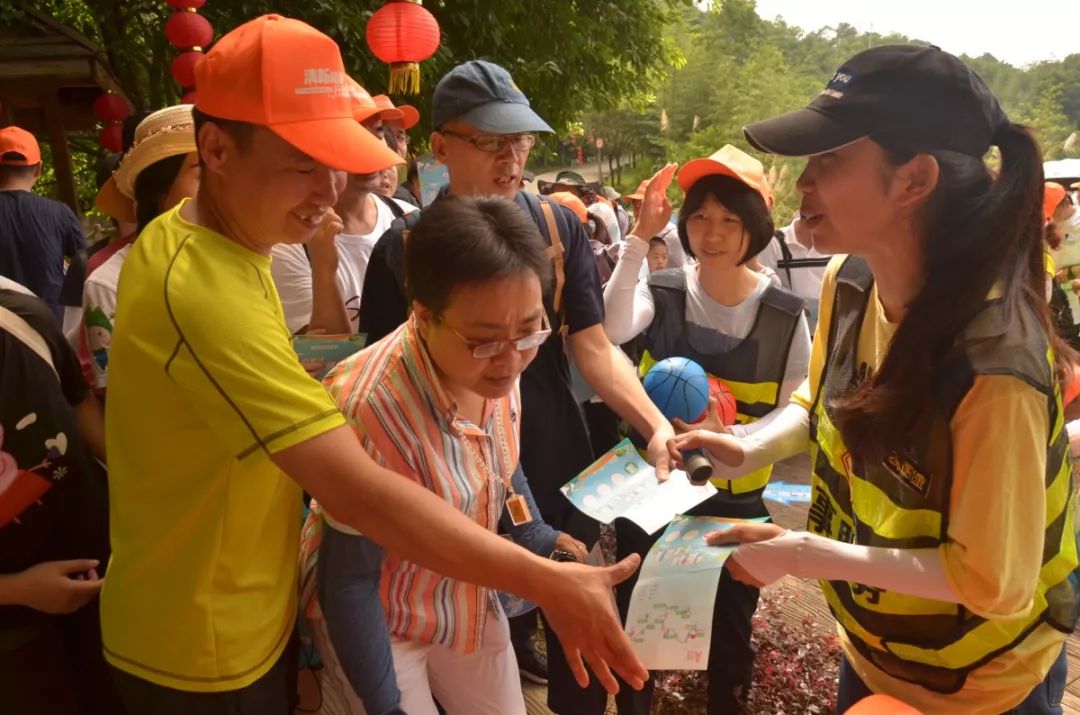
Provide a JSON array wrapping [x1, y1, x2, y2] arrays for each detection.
[[1047, 181, 1080, 334], [373, 93, 418, 158], [101, 15, 646, 713], [1044, 181, 1068, 224], [1050, 182, 1080, 243], [270, 79, 416, 335], [0, 125, 85, 322], [371, 93, 422, 206]]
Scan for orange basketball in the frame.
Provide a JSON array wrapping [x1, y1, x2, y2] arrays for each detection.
[[707, 376, 737, 426], [846, 694, 922, 714]]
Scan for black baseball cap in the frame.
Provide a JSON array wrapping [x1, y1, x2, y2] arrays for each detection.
[[744, 45, 1009, 158], [432, 60, 554, 134], [554, 170, 587, 187]]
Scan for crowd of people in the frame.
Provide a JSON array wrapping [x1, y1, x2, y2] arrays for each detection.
[[2, 12, 1079, 715]]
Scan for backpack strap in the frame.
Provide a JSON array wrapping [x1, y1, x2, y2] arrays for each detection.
[[773, 230, 794, 287], [376, 193, 408, 220], [0, 304, 57, 379], [773, 231, 831, 277], [520, 192, 570, 338], [389, 211, 424, 295], [539, 200, 566, 316]]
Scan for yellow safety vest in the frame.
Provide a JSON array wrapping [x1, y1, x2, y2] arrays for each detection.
[[808, 256, 1079, 694], [642, 267, 804, 494]]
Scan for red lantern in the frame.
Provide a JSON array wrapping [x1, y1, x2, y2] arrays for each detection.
[[171, 51, 203, 89], [181, 90, 198, 105], [365, 0, 441, 94], [92, 92, 131, 122], [165, 10, 213, 50], [99, 123, 124, 153], [166, 0, 205, 8]]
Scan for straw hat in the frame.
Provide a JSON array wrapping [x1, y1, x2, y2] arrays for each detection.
[[95, 104, 195, 222], [625, 180, 648, 202], [114, 104, 195, 198]]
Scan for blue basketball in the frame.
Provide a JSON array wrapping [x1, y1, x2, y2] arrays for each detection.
[[644, 357, 710, 423]]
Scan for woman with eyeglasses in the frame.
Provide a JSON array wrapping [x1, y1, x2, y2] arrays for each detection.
[[299, 195, 586, 715]]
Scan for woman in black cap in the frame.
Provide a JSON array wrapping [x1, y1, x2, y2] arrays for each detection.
[[670, 45, 1078, 713]]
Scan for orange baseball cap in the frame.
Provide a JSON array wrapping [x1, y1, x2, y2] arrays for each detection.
[[1045, 181, 1068, 222], [194, 14, 401, 174], [0, 126, 41, 166], [373, 94, 419, 129], [677, 144, 773, 208], [348, 78, 383, 124], [549, 191, 589, 224]]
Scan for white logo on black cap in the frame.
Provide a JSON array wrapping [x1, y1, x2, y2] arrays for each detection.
[[822, 69, 855, 99]]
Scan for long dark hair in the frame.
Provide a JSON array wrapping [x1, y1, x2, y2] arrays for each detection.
[[832, 124, 1076, 461], [133, 154, 186, 234]]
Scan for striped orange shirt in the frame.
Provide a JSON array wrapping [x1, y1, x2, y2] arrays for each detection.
[[323, 315, 520, 654]]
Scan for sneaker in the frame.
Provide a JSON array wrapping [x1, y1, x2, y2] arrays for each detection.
[[517, 646, 549, 685]]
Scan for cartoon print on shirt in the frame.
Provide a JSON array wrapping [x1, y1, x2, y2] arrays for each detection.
[[0, 420, 69, 528], [84, 305, 113, 371]]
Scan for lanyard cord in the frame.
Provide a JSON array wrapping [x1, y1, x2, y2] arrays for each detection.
[[452, 404, 515, 499]]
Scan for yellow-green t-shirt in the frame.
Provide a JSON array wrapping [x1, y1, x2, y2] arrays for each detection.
[[101, 202, 345, 692], [793, 257, 1065, 714]]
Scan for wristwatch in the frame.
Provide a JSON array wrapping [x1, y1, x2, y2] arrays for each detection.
[[550, 548, 581, 563]]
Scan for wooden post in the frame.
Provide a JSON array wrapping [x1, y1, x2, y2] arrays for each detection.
[[41, 90, 79, 215]]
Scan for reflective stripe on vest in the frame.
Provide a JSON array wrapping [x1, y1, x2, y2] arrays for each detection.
[[643, 267, 804, 494], [807, 256, 1080, 694]]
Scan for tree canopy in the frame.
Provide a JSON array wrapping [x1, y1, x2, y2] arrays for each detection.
[[10, 0, 1080, 217], [596, 0, 1080, 221]]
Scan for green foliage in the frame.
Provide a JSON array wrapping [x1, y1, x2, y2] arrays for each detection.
[[27, 0, 687, 209], [24, 0, 1080, 218], [646, 0, 1080, 222], [35, 133, 102, 211]]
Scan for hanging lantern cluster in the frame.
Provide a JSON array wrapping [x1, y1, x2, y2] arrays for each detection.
[[93, 92, 132, 152], [165, 0, 213, 104], [365, 0, 441, 95]]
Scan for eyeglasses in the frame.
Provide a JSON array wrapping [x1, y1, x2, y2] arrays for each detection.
[[440, 312, 551, 359], [440, 130, 537, 154]]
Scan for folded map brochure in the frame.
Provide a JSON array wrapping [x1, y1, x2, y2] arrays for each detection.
[[626, 515, 768, 670], [293, 334, 367, 380], [561, 438, 717, 534]]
